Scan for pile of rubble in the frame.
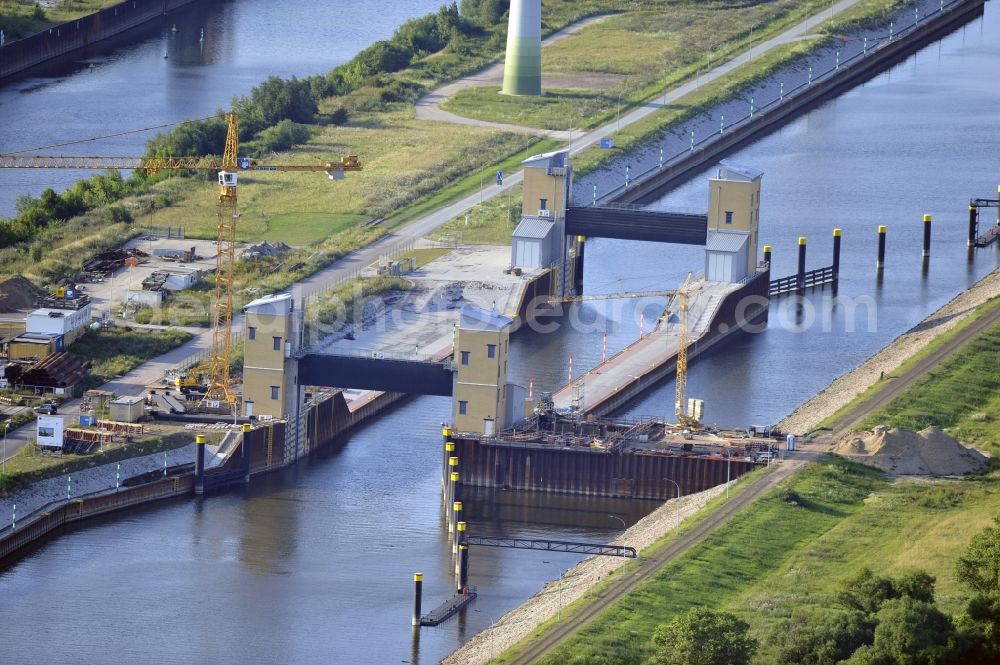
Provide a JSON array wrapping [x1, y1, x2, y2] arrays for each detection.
[[83, 247, 148, 278], [241, 241, 291, 261]]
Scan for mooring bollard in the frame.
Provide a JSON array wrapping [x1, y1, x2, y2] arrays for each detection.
[[796, 237, 807, 292], [194, 434, 206, 495], [412, 573, 423, 627], [442, 439, 454, 488], [450, 501, 462, 539], [832, 229, 842, 282], [447, 456, 458, 509], [923, 214, 932, 259], [968, 205, 978, 247], [877, 225, 887, 272], [451, 470, 462, 508], [458, 543, 470, 592], [763, 244, 772, 266], [455, 521, 466, 557]]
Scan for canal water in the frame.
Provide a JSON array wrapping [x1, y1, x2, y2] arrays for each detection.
[[0, 0, 443, 217], [2, 2, 1000, 664]]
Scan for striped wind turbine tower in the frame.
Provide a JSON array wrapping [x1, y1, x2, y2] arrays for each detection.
[[502, 0, 542, 96]]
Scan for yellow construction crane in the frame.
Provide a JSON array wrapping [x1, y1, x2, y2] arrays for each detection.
[[674, 272, 702, 427], [0, 112, 362, 408]]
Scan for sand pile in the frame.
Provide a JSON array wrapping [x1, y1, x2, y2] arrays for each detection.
[[834, 426, 987, 475]]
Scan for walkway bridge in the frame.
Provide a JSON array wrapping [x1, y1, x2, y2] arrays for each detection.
[[565, 205, 707, 244], [297, 350, 453, 396]]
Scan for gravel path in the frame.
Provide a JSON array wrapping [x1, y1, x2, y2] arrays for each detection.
[[779, 266, 1000, 435], [442, 482, 730, 665]]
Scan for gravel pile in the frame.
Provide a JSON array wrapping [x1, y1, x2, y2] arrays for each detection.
[[442, 482, 730, 665], [779, 267, 1000, 435], [833, 426, 987, 476]]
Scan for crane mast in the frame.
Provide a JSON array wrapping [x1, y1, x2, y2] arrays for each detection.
[[0, 112, 362, 410], [204, 112, 241, 406], [674, 273, 701, 427]]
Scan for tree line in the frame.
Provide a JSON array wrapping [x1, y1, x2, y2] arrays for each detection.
[[1, 2, 511, 248]]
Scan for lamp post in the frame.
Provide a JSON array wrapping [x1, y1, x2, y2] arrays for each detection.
[[2, 419, 10, 482], [608, 514, 627, 558], [726, 446, 733, 499], [662, 478, 681, 530]]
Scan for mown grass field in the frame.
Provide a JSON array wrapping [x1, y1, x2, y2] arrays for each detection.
[[69, 326, 192, 387], [504, 458, 999, 665], [442, 0, 839, 131]]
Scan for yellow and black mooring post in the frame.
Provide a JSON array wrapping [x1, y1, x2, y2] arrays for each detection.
[[763, 244, 772, 267], [194, 434, 206, 495], [446, 456, 458, 509], [832, 229, 842, 283], [877, 225, 887, 272], [968, 205, 978, 248], [412, 573, 423, 627], [922, 214, 932, 260], [450, 501, 462, 538], [242, 423, 252, 483], [455, 520, 466, 558], [796, 237, 807, 293], [441, 426, 453, 487], [458, 543, 470, 593]]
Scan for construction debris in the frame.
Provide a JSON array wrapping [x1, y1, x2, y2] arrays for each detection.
[[83, 247, 148, 278], [833, 426, 988, 476], [241, 241, 291, 261]]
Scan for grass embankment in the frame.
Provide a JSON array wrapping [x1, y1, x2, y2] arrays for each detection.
[[0, 1, 118, 40], [500, 457, 999, 664], [69, 326, 192, 389], [0, 428, 223, 496], [857, 319, 1000, 455], [437, 0, 911, 242], [814, 296, 1000, 435], [443, 0, 839, 131]]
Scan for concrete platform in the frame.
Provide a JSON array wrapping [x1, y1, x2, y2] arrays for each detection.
[[420, 589, 477, 626], [551, 279, 740, 416]]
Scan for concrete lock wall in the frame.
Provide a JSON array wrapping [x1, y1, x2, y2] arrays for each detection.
[[0, 0, 199, 80]]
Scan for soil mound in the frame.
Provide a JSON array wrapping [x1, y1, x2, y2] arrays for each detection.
[[0, 276, 44, 313], [834, 426, 987, 475]]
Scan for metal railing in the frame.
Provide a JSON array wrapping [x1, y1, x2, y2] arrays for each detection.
[[587, 0, 966, 204], [769, 265, 835, 296]]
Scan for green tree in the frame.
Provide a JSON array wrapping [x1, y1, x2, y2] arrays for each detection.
[[648, 608, 757, 665], [838, 568, 900, 615], [956, 517, 1000, 595], [864, 597, 957, 665], [775, 610, 874, 665]]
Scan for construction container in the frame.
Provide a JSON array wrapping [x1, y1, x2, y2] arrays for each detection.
[[109, 395, 146, 423]]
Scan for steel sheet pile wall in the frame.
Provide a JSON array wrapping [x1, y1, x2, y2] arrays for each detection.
[[0, 475, 192, 565], [0, 0, 197, 80], [453, 437, 755, 500]]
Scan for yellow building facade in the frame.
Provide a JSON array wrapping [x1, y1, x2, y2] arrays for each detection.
[[452, 307, 512, 435]]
